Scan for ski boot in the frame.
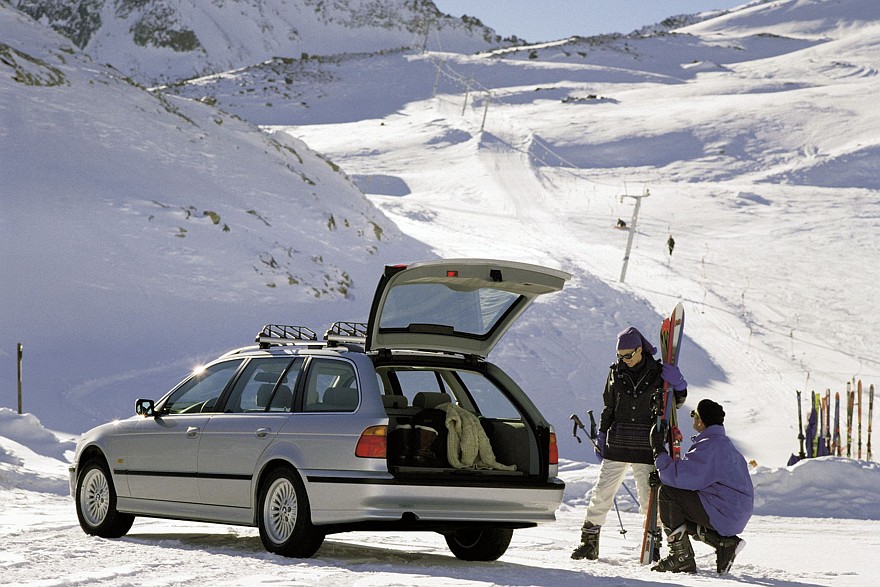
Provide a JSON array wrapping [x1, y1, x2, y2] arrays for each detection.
[[693, 525, 745, 575], [651, 524, 696, 573], [570, 523, 600, 560]]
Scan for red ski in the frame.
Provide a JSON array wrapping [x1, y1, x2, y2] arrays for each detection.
[[639, 302, 685, 565]]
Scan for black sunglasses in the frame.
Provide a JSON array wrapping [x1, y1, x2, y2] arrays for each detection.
[[690, 410, 700, 418], [617, 349, 639, 361]]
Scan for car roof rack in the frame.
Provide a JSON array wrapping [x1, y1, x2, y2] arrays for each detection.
[[256, 324, 319, 349], [324, 321, 368, 346]]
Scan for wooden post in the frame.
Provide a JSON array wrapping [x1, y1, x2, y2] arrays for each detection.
[[17, 343, 23, 414]]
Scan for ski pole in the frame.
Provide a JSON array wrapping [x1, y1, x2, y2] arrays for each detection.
[[588, 410, 598, 443], [571, 413, 587, 444], [613, 496, 627, 538]]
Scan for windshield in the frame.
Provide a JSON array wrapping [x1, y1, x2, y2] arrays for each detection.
[[378, 282, 520, 337]]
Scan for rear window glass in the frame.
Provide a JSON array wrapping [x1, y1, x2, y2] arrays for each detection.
[[223, 358, 301, 413], [303, 359, 359, 412], [378, 283, 520, 337]]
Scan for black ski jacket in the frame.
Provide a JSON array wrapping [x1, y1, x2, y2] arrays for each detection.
[[599, 356, 686, 464]]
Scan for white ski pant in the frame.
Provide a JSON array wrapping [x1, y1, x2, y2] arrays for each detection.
[[583, 459, 654, 528]]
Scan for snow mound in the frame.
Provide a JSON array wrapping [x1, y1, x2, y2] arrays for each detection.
[[0, 409, 73, 494], [752, 457, 880, 520]]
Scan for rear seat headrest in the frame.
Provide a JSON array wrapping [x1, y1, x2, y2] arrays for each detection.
[[413, 392, 452, 409], [382, 395, 408, 409]]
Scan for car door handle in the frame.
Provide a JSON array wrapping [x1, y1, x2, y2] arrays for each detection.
[[256, 428, 271, 438], [186, 426, 201, 438]]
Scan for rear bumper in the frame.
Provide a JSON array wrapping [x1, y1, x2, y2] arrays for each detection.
[[304, 472, 565, 526]]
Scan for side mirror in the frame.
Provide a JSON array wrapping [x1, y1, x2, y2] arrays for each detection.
[[135, 399, 155, 417]]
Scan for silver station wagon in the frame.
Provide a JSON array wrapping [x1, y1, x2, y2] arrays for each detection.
[[71, 259, 571, 560]]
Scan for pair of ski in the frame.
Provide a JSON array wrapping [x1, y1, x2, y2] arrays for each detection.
[[845, 380, 874, 460], [639, 302, 685, 565]]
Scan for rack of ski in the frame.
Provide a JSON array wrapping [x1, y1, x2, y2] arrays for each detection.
[[792, 380, 874, 462]]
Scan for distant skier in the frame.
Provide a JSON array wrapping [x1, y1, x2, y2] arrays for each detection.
[[617, 218, 627, 229], [650, 399, 754, 575], [571, 327, 688, 561], [667, 235, 675, 256]]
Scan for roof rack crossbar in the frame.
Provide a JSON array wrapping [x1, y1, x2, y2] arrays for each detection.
[[325, 321, 368, 345], [256, 324, 319, 348]]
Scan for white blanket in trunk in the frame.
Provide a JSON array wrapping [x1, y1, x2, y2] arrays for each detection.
[[440, 403, 516, 471]]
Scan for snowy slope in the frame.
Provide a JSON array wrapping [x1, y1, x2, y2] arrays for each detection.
[[263, 0, 880, 466], [11, 0, 505, 84], [0, 2, 432, 431]]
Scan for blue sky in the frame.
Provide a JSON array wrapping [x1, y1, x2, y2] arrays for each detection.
[[432, 0, 749, 41]]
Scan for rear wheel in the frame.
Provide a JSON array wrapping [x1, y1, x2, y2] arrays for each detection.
[[257, 466, 324, 558], [444, 527, 514, 561], [75, 459, 134, 538]]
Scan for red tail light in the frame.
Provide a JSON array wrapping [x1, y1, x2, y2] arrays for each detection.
[[355, 425, 387, 458], [549, 432, 559, 465]]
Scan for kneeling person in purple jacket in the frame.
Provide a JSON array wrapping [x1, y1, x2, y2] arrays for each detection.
[[650, 399, 754, 575]]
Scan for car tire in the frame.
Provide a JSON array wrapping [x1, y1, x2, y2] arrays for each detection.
[[257, 466, 324, 558], [75, 458, 135, 538], [444, 527, 514, 561]]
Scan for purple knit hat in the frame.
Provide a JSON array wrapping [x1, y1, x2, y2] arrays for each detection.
[[616, 326, 657, 355]]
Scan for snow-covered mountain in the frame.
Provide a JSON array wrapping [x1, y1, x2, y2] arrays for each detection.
[[11, 0, 505, 83], [0, 2, 432, 431]]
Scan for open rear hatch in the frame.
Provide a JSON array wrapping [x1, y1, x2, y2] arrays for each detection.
[[366, 259, 571, 359]]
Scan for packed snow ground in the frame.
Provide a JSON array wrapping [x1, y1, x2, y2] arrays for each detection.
[[3, 0, 880, 585], [2, 407, 880, 586]]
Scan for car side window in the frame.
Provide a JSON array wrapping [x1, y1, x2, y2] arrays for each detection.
[[394, 369, 448, 407], [457, 371, 520, 419], [162, 360, 243, 415], [303, 359, 359, 412], [223, 358, 302, 413]]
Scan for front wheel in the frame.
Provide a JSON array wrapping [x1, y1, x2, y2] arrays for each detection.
[[75, 459, 135, 538], [257, 466, 324, 558], [444, 527, 514, 561]]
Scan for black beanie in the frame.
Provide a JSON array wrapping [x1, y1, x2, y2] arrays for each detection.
[[697, 399, 725, 427]]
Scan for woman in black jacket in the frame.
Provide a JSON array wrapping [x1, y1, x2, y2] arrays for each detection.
[[571, 326, 687, 561]]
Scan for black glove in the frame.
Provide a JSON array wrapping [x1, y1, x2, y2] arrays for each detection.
[[674, 391, 687, 408], [594, 431, 606, 461], [649, 470, 662, 488], [650, 422, 668, 458]]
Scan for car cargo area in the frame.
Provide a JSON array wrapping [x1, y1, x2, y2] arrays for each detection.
[[376, 366, 542, 479]]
